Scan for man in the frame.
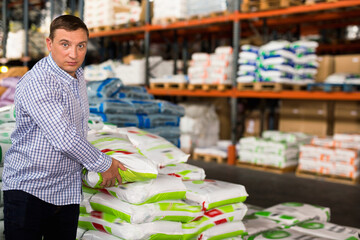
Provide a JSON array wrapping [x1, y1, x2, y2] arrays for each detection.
[[2, 15, 126, 239]]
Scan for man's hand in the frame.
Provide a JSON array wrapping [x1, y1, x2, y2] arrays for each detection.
[[100, 158, 127, 188]]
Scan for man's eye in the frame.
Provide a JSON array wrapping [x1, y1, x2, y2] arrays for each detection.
[[78, 44, 85, 48], [62, 43, 69, 47]]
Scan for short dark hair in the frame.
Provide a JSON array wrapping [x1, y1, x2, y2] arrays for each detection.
[[49, 15, 89, 40]]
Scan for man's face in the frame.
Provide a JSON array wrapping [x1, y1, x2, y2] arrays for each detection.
[[46, 28, 88, 78]]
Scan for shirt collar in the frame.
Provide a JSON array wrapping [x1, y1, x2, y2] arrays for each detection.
[[46, 53, 84, 84]]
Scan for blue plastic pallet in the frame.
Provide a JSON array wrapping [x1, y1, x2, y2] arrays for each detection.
[[307, 83, 359, 92]]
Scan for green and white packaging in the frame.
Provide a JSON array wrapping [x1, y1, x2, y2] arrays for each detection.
[[101, 174, 187, 205], [83, 131, 158, 188], [243, 215, 280, 237], [159, 163, 206, 180], [198, 221, 246, 240], [247, 228, 328, 240], [0, 220, 3, 240], [81, 230, 125, 240], [292, 220, 360, 240], [90, 192, 202, 224], [254, 202, 330, 227], [76, 228, 86, 240], [245, 204, 264, 216], [0, 105, 16, 124], [182, 202, 248, 240], [78, 211, 183, 240], [119, 127, 190, 167], [80, 192, 95, 214], [183, 179, 248, 211]]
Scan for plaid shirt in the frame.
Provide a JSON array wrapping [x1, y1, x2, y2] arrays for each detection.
[[2, 54, 111, 205]]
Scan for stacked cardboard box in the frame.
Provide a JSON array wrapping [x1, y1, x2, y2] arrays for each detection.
[[279, 100, 329, 137]]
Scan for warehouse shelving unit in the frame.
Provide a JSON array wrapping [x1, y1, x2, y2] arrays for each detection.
[[85, 0, 360, 165]]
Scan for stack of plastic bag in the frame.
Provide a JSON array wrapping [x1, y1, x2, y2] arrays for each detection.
[[87, 78, 184, 147], [257, 40, 296, 83], [0, 105, 16, 240], [237, 45, 259, 83], [244, 202, 360, 240], [179, 103, 220, 153], [238, 131, 312, 169], [188, 46, 233, 85], [187, 0, 234, 18], [153, 0, 188, 20], [77, 126, 249, 239], [298, 134, 360, 180], [291, 40, 319, 83]]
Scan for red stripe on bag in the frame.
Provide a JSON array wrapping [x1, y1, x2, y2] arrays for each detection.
[[92, 222, 107, 233], [101, 149, 133, 155], [205, 209, 223, 218], [214, 218, 227, 225], [168, 173, 182, 178]]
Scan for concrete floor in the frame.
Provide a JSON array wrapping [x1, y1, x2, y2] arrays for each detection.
[[188, 159, 360, 228]]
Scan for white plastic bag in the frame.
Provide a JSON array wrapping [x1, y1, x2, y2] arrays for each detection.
[[184, 179, 248, 210]]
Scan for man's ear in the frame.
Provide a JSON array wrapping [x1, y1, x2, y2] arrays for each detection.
[[46, 37, 52, 52]]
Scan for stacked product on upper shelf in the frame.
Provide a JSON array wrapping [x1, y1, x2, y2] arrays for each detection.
[[238, 130, 312, 170], [84, 0, 141, 30], [297, 133, 360, 183], [237, 40, 319, 86], [188, 46, 233, 87], [152, 0, 234, 24]]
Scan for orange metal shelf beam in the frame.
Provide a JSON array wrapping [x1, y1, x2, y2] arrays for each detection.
[[236, 0, 360, 20], [235, 90, 360, 101], [147, 88, 234, 97], [89, 1, 360, 38], [148, 88, 360, 101]]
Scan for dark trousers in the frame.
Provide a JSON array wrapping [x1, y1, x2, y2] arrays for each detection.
[[4, 190, 79, 240]]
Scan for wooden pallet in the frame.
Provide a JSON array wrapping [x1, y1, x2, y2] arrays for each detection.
[[305, 0, 337, 5], [192, 153, 227, 164], [242, 0, 302, 12], [114, 21, 144, 29], [237, 82, 306, 91], [152, 17, 185, 25], [296, 169, 359, 185], [307, 83, 360, 92], [189, 10, 230, 20], [237, 161, 297, 174], [150, 82, 187, 90], [188, 84, 232, 91], [89, 25, 114, 33]]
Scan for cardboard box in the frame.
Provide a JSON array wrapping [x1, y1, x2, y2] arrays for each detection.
[[334, 101, 360, 120], [279, 100, 328, 119], [334, 120, 360, 134], [315, 55, 334, 83], [243, 110, 268, 137], [140, 0, 153, 23], [279, 117, 328, 137], [334, 54, 360, 74]]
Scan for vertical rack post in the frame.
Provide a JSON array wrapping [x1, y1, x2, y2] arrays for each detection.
[[50, 0, 55, 20], [182, 37, 188, 75], [173, 30, 178, 75], [70, 0, 76, 15], [2, 0, 8, 60], [23, 0, 29, 67], [79, 0, 84, 20], [145, 0, 151, 86], [228, 0, 241, 165]]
